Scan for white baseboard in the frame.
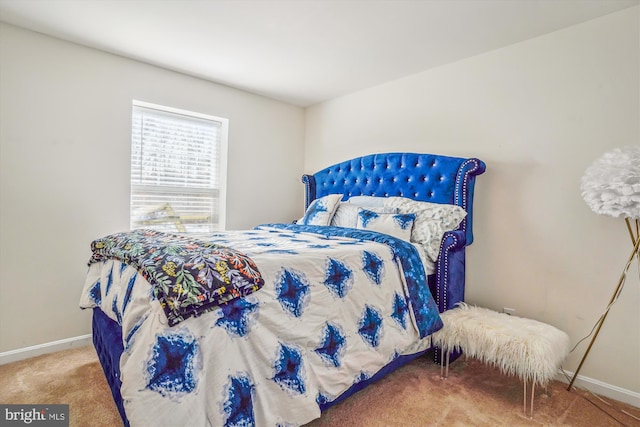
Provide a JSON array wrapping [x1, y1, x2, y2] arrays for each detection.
[[0, 334, 92, 366], [557, 369, 640, 408], [1, 335, 638, 409]]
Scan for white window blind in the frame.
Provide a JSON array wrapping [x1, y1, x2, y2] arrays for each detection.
[[130, 101, 227, 233]]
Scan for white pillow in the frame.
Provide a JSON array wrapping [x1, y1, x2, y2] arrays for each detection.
[[383, 197, 467, 261], [331, 203, 399, 228], [299, 194, 343, 226], [356, 209, 416, 241], [331, 203, 361, 228], [348, 195, 386, 208]]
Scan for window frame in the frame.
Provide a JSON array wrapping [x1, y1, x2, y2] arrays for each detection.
[[130, 100, 228, 232]]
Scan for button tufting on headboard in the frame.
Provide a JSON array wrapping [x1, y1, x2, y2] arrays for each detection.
[[302, 152, 486, 245]]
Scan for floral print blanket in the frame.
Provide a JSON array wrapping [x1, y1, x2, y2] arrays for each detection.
[[89, 229, 264, 326]]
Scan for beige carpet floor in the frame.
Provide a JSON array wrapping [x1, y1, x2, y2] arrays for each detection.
[[0, 345, 638, 426]]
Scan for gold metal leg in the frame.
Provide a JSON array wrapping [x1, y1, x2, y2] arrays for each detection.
[[440, 349, 450, 379], [523, 378, 536, 418], [568, 219, 640, 391], [530, 381, 536, 419], [445, 351, 450, 378], [625, 217, 639, 246]]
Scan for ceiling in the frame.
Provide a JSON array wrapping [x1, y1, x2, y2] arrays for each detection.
[[0, 0, 637, 107]]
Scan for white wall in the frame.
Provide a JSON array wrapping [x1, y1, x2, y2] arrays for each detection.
[[1, 5, 638, 399], [0, 23, 305, 352], [306, 7, 639, 394]]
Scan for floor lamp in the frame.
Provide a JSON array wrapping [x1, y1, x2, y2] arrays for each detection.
[[568, 146, 640, 391]]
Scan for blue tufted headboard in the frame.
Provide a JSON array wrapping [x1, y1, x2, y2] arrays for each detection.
[[302, 152, 486, 245]]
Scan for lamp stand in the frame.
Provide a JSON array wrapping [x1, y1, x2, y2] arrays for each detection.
[[567, 218, 640, 391]]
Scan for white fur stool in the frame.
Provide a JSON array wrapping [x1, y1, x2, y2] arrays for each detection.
[[431, 303, 570, 418]]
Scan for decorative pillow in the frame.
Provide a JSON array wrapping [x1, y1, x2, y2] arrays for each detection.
[[331, 203, 399, 228], [331, 203, 361, 228], [299, 194, 343, 226], [356, 209, 416, 241], [383, 197, 467, 261]]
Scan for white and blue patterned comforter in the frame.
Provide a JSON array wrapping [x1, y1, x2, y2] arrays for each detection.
[[79, 225, 443, 427]]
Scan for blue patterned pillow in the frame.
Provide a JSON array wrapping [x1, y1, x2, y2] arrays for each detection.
[[331, 203, 398, 228], [356, 209, 416, 241], [299, 194, 343, 226]]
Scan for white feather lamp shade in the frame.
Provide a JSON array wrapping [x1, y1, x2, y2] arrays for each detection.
[[580, 145, 640, 219]]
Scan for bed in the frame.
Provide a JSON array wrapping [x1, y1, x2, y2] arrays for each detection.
[[80, 152, 485, 426]]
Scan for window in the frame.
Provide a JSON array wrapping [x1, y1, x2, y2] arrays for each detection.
[[130, 101, 228, 233]]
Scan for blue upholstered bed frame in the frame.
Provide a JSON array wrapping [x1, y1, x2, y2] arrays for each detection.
[[303, 152, 485, 314], [92, 152, 485, 426]]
